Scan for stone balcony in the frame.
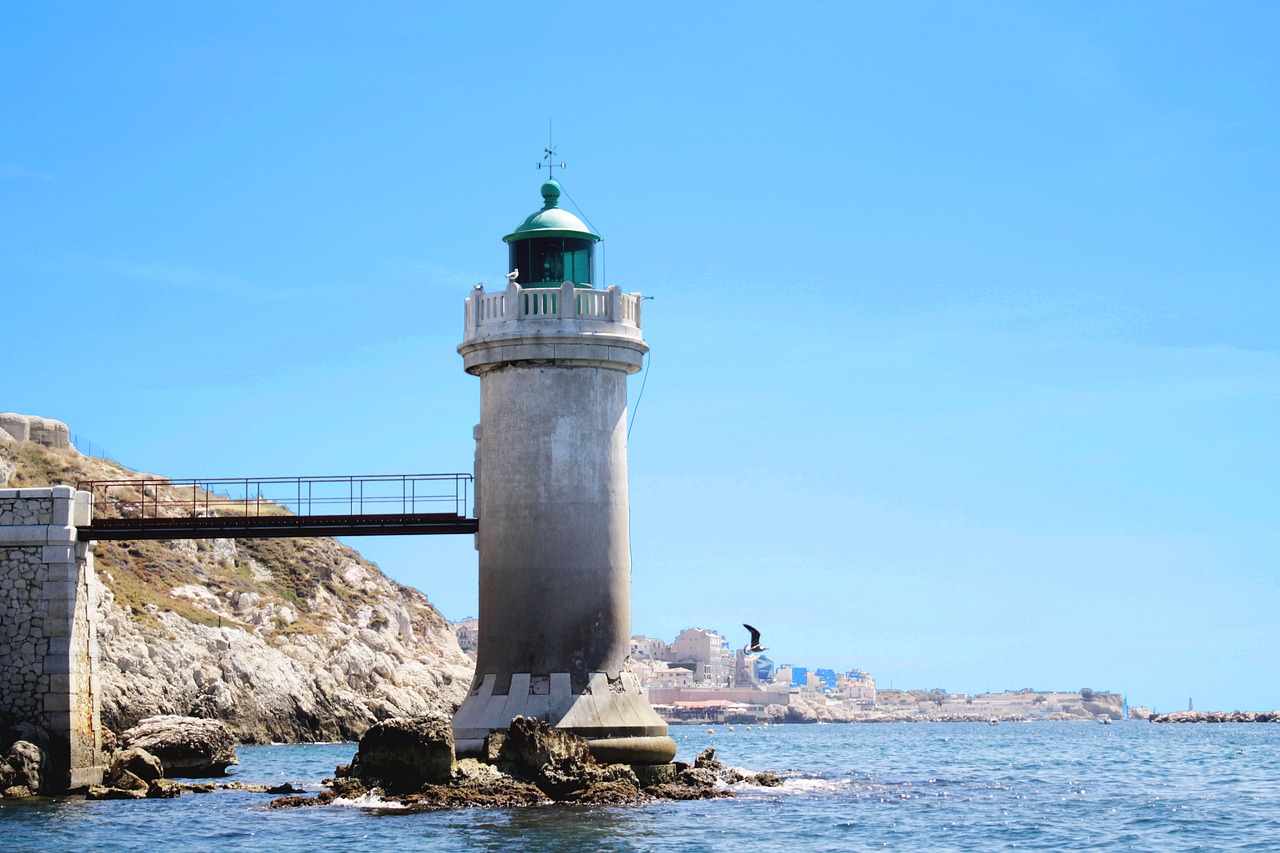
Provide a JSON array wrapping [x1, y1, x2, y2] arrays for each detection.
[[459, 281, 647, 375]]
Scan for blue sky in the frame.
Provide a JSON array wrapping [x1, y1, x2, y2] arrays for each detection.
[[3, 1, 1277, 712]]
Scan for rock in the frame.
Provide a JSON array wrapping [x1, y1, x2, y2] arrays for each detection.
[[3, 784, 34, 799], [560, 779, 650, 805], [1128, 706, 1153, 721], [108, 747, 164, 785], [121, 716, 238, 777], [180, 782, 216, 793], [678, 766, 719, 788], [107, 769, 149, 792], [643, 782, 733, 801], [1082, 693, 1125, 720], [394, 778, 549, 811], [489, 718, 646, 801], [268, 795, 319, 810], [1151, 710, 1280, 724], [328, 777, 368, 799], [101, 727, 118, 755], [1153, 710, 1210, 723], [86, 784, 146, 800], [320, 715, 775, 810], [481, 730, 506, 763], [349, 715, 455, 792], [693, 747, 723, 772], [3, 740, 46, 794], [267, 782, 305, 794], [633, 763, 677, 787], [496, 716, 592, 778], [452, 757, 503, 786], [146, 779, 184, 798]]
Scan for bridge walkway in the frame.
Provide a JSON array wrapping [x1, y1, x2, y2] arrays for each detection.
[[75, 473, 477, 540]]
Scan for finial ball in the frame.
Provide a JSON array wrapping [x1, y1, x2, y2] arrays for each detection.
[[540, 179, 562, 206]]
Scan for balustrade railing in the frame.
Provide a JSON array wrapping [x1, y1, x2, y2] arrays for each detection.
[[465, 281, 642, 335]]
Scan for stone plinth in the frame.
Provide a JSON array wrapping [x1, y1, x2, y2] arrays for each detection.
[[0, 486, 103, 790]]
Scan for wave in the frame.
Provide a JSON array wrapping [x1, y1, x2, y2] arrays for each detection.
[[331, 792, 409, 810]]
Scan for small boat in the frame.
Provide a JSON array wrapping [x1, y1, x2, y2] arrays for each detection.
[[988, 718, 1000, 725]]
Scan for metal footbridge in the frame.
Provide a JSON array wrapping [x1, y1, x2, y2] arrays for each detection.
[[75, 473, 477, 541]]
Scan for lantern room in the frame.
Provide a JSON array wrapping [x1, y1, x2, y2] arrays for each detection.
[[503, 179, 601, 288]]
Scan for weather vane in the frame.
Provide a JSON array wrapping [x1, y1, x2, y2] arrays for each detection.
[[537, 119, 565, 179]]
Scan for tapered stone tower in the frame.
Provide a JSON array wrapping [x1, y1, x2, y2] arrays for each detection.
[[452, 179, 676, 765]]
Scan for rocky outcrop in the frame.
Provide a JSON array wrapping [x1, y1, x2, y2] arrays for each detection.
[[1128, 706, 1153, 721], [106, 747, 165, 788], [1151, 710, 1280, 723], [1, 438, 474, 745], [1, 740, 46, 795], [272, 716, 771, 811], [0, 722, 50, 796], [1081, 693, 1125, 720], [122, 716, 239, 777], [490, 716, 643, 801], [347, 715, 456, 792]]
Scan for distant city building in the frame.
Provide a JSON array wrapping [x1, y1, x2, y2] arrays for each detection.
[[671, 627, 733, 686], [630, 634, 671, 661], [451, 617, 479, 652], [630, 627, 878, 719], [836, 669, 876, 705]]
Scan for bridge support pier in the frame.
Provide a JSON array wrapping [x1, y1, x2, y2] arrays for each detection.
[[0, 486, 103, 791]]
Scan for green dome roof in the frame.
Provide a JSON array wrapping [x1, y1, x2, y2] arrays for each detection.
[[503, 179, 601, 244]]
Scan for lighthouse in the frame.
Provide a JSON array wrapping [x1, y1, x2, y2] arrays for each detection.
[[452, 178, 676, 765]]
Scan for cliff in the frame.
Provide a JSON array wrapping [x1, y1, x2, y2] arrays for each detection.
[[0, 433, 474, 744]]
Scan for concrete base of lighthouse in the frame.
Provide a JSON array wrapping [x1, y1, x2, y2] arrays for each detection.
[[453, 670, 676, 764]]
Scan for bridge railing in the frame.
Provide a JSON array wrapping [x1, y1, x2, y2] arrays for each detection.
[[76, 473, 473, 523]]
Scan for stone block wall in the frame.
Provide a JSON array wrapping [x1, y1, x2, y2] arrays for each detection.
[[0, 486, 103, 790], [0, 542, 49, 723]]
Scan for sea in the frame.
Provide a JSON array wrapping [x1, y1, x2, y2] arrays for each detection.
[[3, 721, 1279, 852]]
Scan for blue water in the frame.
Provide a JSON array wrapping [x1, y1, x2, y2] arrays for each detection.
[[4, 722, 1280, 851]]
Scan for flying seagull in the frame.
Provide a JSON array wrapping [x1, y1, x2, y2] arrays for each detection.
[[743, 624, 767, 654], [506, 268, 519, 282]]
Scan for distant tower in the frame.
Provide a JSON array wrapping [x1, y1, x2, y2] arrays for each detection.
[[452, 179, 676, 765]]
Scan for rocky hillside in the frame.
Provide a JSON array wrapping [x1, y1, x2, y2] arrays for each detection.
[[0, 435, 474, 744]]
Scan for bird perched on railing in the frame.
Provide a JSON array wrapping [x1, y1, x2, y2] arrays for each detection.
[[506, 268, 519, 282], [743, 624, 767, 654]]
